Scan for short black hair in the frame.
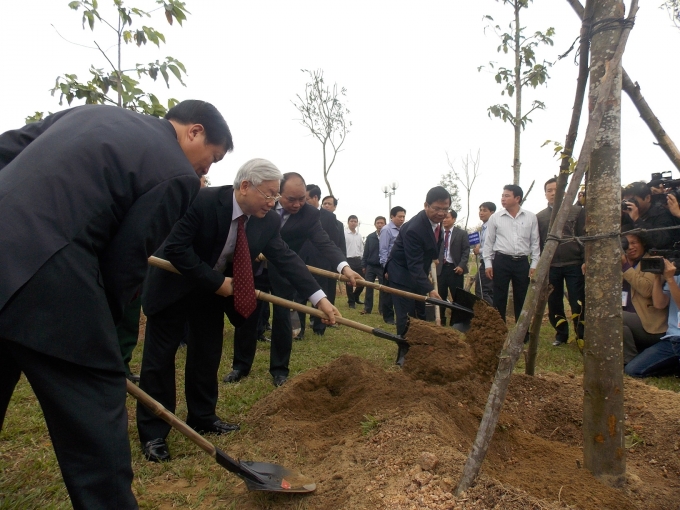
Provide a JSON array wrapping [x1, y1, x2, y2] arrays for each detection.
[[322, 195, 338, 206], [479, 201, 497, 212], [306, 184, 322, 200], [390, 206, 406, 218], [623, 181, 651, 200], [348, 215, 358, 222], [503, 184, 524, 201], [544, 177, 557, 191], [447, 210, 457, 220], [281, 172, 305, 191], [375, 216, 387, 224], [426, 186, 451, 205], [165, 100, 233, 151]]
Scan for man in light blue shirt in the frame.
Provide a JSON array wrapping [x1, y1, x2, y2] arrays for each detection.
[[625, 258, 680, 377], [379, 206, 406, 325]]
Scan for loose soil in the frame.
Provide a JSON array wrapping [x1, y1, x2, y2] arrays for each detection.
[[152, 303, 680, 509]]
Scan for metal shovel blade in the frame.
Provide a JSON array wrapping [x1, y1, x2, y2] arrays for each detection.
[[215, 448, 316, 492]]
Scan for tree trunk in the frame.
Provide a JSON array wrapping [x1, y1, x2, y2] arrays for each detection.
[[567, 0, 680, 173], [526, 0, 594, 374], [455, 0, 637, 492], [525, 282, 548, 375], [582, 0, 626, 480], [512, 0, 522, 186], [322, 141, 333, 196]]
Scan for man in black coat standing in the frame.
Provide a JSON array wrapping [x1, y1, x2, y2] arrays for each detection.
[[138, 161, 340, 462], [385, 186, 450, 365], [361, 216, 387, 315], [0, 100, 232, 509], [226, 174, 361, 385], [436, 210, 470, 324]]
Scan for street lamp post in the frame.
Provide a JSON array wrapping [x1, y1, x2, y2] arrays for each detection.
[[382, 181, 399, 217]]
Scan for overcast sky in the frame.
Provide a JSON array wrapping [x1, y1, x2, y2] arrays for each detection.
[[2, 1, 678, 236]]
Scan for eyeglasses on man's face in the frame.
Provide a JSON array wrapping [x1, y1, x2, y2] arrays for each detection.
[[253, 185, 281, 203]]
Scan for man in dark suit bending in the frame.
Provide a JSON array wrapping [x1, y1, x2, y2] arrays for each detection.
[[138, 160, 340, 462], [226, 174, 361, 385], [385, 186, 450, 365], [0, 100, 232, 509]]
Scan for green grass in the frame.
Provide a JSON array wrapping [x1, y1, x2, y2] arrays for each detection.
[[1, 283, 679, 508]]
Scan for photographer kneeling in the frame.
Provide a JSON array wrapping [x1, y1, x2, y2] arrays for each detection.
[[625, 257, 680, 377], [622, 233, 669, 364]]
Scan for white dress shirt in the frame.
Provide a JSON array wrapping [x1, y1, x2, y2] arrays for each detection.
[[344, 228, 364, 258], [482, 207, 540, 269], [214, 191, 249, 273]]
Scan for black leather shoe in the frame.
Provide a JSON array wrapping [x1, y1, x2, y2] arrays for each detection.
[[257, 334, 271, 343], [126, 373, 140, 384], [189, 419, 240, 435], [222, 369, 247, 383], [142, 438, 170, 462], [272, 375, 287, 387], [356, 299, 364, 305], [348, 304, 356, 309], [384, 319, 395, 325]]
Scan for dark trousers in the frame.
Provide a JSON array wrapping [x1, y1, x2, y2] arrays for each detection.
[[257, 300, 271, 337], [382, 275, 395, 323], [137, 292, 226, 443], [548, 264, 585, 342], [492, 253, 530, 322], [363, 263, 384, 313], [233, 299, 270, 372], [298, 274, 328, 336], [345, 257, 364, 305], [475, 259, 494, 305], [391, 281, 427, 338], [0, 339, 137, 510], [622, 311, 665, 364], [438, 263, 465, 324], [116, 294, 142, 375]]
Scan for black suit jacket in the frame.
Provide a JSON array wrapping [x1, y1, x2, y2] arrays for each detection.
[[268, 203, 346, 298], [300, 207, 344, 271], [0, 105, 198, 370], [385, 209, 442, 295], [436, 226, 470, 276], [143, 186, 321, 318]]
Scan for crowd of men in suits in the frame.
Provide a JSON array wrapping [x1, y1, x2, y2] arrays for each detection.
[[4, 100, 639, 509]]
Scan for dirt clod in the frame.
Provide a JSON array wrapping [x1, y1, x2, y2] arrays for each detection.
[[418, 452, 439, 472]]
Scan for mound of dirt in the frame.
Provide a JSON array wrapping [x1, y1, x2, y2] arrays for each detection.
[[228, 307, 680, 510], [403, 302, 507, 384]]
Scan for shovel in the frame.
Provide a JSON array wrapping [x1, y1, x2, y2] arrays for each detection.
[[147, 256, 407, 347], [305, 264, 474, 316], [127, 380, 315, 492]]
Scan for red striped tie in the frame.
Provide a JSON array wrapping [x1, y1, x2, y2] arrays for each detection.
[[232, 215, 257, 318]]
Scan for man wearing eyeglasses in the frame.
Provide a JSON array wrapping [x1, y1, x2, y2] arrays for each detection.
[[227, 173, 362, 387], [137, 160, 341, 463], [385, 186, 450, 365]]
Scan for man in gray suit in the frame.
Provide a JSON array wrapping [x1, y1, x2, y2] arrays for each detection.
[[436, 210, 470, 325], [0, 101, 232, 509]]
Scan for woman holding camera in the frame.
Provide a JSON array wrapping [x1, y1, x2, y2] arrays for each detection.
[[622, 233, 669, 364]]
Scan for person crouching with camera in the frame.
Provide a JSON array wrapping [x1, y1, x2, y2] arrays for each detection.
[[621, 233, 669, 366], [625, 257, 680, 377]]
